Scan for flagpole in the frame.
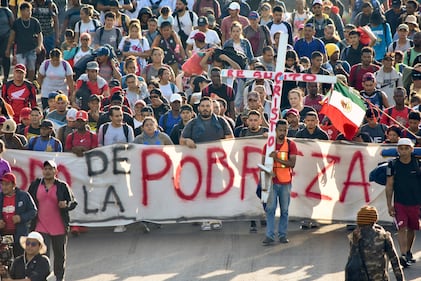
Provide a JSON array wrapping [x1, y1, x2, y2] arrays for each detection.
[[357, 94, 420, 140]]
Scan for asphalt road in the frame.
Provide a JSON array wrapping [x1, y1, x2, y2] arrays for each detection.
[[50, 220, 421, 281]]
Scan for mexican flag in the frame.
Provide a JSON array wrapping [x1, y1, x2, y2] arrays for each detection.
[[320, 83, 366, 140]]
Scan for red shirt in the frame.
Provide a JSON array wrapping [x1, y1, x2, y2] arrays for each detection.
[[263, 139, 298, 184], [2, 195, 16, 234], [65, 131, 98, 151], [2, 82, 37, 123], [380, 106, 412, 127]]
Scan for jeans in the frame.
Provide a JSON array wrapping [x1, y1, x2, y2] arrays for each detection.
[[265, 183, 291, 240]]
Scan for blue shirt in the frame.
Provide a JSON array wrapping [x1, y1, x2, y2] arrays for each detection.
[[370, 23, 392, 61], [159, 111, 181, 135], [293, 38, 326, 60]]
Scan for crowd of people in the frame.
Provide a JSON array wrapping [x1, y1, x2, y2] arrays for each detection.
[[0, 0, 419, 279]]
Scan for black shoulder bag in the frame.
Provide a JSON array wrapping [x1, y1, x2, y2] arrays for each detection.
[[345, 238, 371, 281]]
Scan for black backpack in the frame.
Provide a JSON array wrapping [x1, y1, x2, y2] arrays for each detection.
[[75, 81, 92, 111], [73, 53, 96, 80]]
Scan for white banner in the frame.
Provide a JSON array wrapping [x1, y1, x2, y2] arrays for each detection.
[[4, 139, 394, 226]]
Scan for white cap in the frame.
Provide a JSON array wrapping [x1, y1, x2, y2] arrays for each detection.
[[66, 108, 78, 121], [229, 2, 240, 10], [312, 0, 323, 5], [170, 93, 182, 103], [397, 138, 414, 147]]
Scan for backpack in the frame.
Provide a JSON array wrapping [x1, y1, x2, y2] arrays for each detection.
[[392, 40, 414, 52], [75, 81, 92, 111], [76, 19, 101, 34], [73, 53, 96, 80], [44, 59, 68, 73], [345, 239, 370, 281], [174, 11, 194, 49], [369, 156, 421, 185], [102, 122, 129, 144], [97, 27, 122, 49]]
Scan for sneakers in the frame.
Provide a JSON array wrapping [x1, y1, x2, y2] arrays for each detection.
[[400, 255, 411, 268], [201, 222, 212, 231], [279, 236, 289, 243], [262, 236, 275, 246], [113, 225, 127, 233], [250, 221, 257, 233], [406, 251, 416, 264]]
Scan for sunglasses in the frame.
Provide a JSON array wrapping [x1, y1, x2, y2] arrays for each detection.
[[26, 241, 39, 247], [150, 95, 159, 99]]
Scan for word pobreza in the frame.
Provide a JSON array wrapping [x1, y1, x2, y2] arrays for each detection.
[[221, 69, 338, 84]]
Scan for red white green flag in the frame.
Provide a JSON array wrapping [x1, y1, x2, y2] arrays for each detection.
[[320, 83, 366, 140]]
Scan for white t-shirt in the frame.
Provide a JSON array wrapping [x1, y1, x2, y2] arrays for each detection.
[[173, 11, 198, 36], [270, 22, 289, 40], [75, 20, 99, 44], [159, 82, 179, 102], [73, 48, 92, 65], [99, 123, 134, 146], [187, 29, 221, 46], [118, 37, 150, 70], [39, 60, 74, 98]]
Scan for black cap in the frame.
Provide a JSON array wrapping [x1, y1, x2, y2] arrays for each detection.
[[111, 94, 123, 103], [89, 95, 101, 102], [391, 0, 401, 7], [43, 160, 57, 168], [40, 120, 54, 128]]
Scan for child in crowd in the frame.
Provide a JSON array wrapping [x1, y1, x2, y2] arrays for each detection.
[[144, 17, 159, 47], [157, 6, 174, 27], [61, 29, 77, 51]]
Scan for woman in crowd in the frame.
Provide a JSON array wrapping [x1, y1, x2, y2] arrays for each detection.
[[132, 116, 173, 145], [288, 88, 315, 122], [37, 49, 74, 109], [118, 20, 151, 72], [149, 88, 170, 122], [74, 5, 101, 44], [223, 21, 254, 63], [158, 67, 179, 102], [151, 21, 186, 75], [142, 47, 175, 84]]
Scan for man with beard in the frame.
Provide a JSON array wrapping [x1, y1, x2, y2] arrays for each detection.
[[180, 96, 233, 148], [238, 110, 268, 138], [404, 32, 421, 66], [173, 0, 198, 49]]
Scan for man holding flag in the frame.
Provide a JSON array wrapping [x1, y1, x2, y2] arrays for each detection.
[[320, 81, 367, 140]]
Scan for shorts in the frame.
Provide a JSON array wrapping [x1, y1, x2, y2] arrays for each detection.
[[16, 49, 36, 71], [394, 202, 420, 230]]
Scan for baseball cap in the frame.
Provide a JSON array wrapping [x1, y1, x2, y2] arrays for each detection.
[[312, 0, 323, 6], [391, 0, 401, 7], [48, 92, 59, 100], [398, 23, 409, 31], [397, 138, 414, 147], [94, 47, 110, 57], [86, 61, 99, 70], [76, 110, 88, 121], [194, 75, 211, 84], [109, 0, 119, 7], [55, 94, 68, 103], [192, 32, 206, 42], [286, 108, 299, 117], [197, 16, 208, 26], [43, 160, 57, 168], [15, 64, 26, 73], [362, 72, 375, 82], [111, 94, 123, 103], [170, 93, 182, 103], [228, 2, 240, 10], [89, 94, 101, 102], [40, 120, 54, 128], [66, 108, 78, 121], [134, 99, 146, 107], [180, 104, 193, 112], [1, 172, 16, 184], [248, 11, 259, 19], [20, 107, 32, 120]]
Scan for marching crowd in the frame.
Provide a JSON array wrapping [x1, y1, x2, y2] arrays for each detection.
[[0, 0, 419, 280]]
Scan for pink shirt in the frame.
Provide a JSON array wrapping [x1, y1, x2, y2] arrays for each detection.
[[35, 184, 66, 235], [221, 15, 249, 42]]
